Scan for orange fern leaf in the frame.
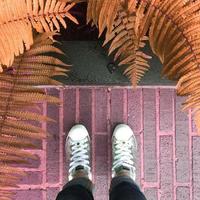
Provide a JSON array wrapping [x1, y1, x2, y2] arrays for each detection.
[[0, 0, 78, 71], [0, 32, 69, 199], [103, 1, 151, 87]]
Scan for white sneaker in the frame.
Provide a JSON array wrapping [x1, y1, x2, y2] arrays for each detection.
[[66, 124, 92, 181], [112, 124, 137, 181]]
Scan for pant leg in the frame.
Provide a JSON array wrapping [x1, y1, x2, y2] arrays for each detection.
[[109, 176, 147, 200], [56, 177, 94, 200]]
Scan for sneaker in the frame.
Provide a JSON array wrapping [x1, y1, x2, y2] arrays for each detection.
[[112, 124, 137, 181], [66, 124, 92, 181]]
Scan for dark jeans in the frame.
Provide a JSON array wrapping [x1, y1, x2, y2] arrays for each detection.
[[56, 176, 147, 200]]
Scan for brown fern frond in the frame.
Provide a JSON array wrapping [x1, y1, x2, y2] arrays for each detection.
[[0, 191, 14, 200], [86, 0, 120, 35], [0, 136, 36, 149], [0, 125, 46, 140], [103, 1, 151, 87], [136, 0, 200, 133], [2, 118, 45, 133], [85, 0, 200, 133], [0, 32, 69, 198], [0, 0, 77, 71]]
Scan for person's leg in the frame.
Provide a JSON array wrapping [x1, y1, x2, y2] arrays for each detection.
[[110, 170, 147, 200], [56, 176, 93, 200], [109, 124, 147, 200], [56, 125, 94, 200]]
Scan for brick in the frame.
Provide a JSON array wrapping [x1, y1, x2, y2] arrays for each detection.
[[175, 96, 189, 183], [143, 89, 157, 182], [128, 89, 143, 133], [193, 136, 200, 200], [160, 136, 173, 200], [95, 135, 109, 176], [20, 171, 42, 185], [110, 89, 124, 128], [192, 115, 197, 133], [79, 89, 92, 133], [95, 89, 108, 133], [63, 88, 77, 182], [63, 88, 76, 132], [95, 176, 109, 200], [176, 187, 190, 200], [15, 190, 42, 200], [135, 134, 141, 187], [93, 135, 111, 200], [159, 89, 174, 131], [144, 188, 157, 200], [47, 187, 60, 200], [94, 135, 109, 199], [63, 134, 68, 184], [46, 88, 60, 183], [13, 86, 197, 200]]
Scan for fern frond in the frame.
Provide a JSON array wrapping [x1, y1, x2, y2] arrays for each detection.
[[85, 0, 200, 133], [0, 135, 37, 148], [139, 0, 200, 133], [0, 32, 69, 198], [0, 0, 77, 71], [85, 0, 120, 35], [0, 191, 14, 200], [0, 125, 46, 139], [0, 91, 61, 104], [103, 1, 151, 87], [2, 119, 45, 134]]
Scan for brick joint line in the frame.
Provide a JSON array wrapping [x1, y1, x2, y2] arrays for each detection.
[[189, 109, 193, 200], [41, 89, 47, 200], [92, 89, 96, 185], [59, 89, 64, 191], [173, 90, 177, 200], [156, 88, 161, 200], [140, 89, 145, 190]]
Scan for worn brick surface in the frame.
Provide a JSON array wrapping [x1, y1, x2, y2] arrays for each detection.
[[135, 134, 142, 187], [143, 89, 157, 182], [144, 188, 157, 200], [47, 188, 60, 200], [95, 89, 108, 133], [160, 136, 173, 200], [159, 89, 174, 131], [192, 115, 198, 134], [46, 88, 60, 184], [15, 190, 42, 200], [7, 86, 200, 200], [175, 96, 190, 183], [176, 187, 190, 200], [110, 89, 124, 127], [94, 135, 109, 200], [63, 88, 76, 132], [63, 88, 77, 184], [127, 89, 143, 133], [193, 137, 200, 200], [79, 89, 92, 133]]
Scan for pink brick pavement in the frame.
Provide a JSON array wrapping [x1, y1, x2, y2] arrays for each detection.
[[4, 86, 200, 200]]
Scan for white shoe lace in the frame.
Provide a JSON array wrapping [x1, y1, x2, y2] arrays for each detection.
[[69, 138, 91, 176], [112, 140, 137, 179]]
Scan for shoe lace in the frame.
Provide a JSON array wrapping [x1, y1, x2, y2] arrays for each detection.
[[112, 140, 136, 172], [69, 138, 91, 174]]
